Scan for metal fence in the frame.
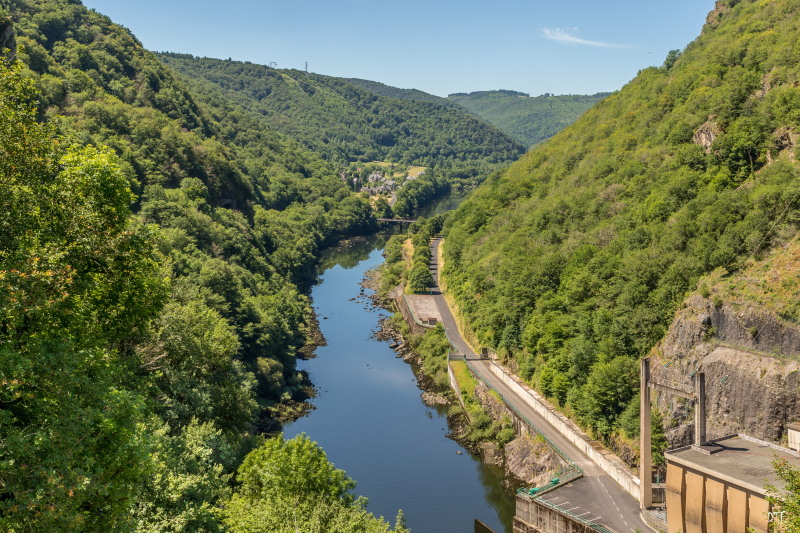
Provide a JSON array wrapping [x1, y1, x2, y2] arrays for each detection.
[[442, 322, 585, 496], [463, 358, 582, 476], [440, 320, 463, 355], [438, 303, 631, 532], [447, 349, 636, 533], [519, 492, 617, 533]]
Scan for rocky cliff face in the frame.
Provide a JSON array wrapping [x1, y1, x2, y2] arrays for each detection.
[[503, 435, 561, 488], [651, 293, 800, 446], [703, 0, 732, 33], [474, 381, 563, 487], [1, 13, 15, 61]]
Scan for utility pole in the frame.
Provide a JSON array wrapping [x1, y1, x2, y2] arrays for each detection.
[[640, 358, 653, 509], [695, 372, 706, 445]]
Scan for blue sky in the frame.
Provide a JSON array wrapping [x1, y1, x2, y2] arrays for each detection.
[[81, 0, 715, 97]]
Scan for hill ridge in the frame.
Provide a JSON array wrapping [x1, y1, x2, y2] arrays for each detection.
[[442, 0, 800, 452], [447, 90, 610, 147], [156, 52, 526, 169]]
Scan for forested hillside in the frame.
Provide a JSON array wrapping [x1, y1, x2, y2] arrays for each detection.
[[443, 0, 800, 445], [447, 90, 609, 148], [0, 0, 406, 530], [344, 77, 458, 107], [9, 0, 376, 403], [156, 53, 526, 169]]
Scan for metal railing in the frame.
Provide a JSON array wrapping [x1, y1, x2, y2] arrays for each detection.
[[436, 289, 626, 532], [463, 358, 581, 475], [517, 477, 561, 496], [440, 309, 586, 499], [439, 318, 463, 355], [521, 493, 617, 533]]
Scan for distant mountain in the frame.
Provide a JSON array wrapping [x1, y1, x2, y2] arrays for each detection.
[[341, 81, 604, 150], [447, 90, 610, 148], [344, 78, 458, 107], [157, 54, 525, 170]]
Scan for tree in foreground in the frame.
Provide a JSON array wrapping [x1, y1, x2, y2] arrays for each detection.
[[0, 61, 164, 530], [767, 457, 800, 532], [222, 434, 410, 533]]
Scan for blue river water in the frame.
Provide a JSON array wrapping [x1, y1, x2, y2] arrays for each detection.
[[283, 236, 514, 533]]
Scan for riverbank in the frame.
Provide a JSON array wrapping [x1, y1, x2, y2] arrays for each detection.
[[265, 236, 394, 428], [367, 256, 563, 492], [283, 243, 515, 533], [364, 267, 453, 408]]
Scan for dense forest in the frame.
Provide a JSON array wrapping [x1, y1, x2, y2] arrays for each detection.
[[156, 53, 526, 170], [344, 78, 459, 108], [9, 0, 800, 529], [442, 0, 800, 448], [0, 0, 416, 530], [447, 90, 610, 148]]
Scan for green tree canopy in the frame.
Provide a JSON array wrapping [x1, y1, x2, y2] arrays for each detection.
[[767, 457, 800, 532], [222, 434, 409, 533], [0, 60, 163, 531]]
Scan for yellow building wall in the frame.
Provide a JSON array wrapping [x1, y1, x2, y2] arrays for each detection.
[[788, 428, 800, 452], [704, 478, 726, 533], [747, 494, 770, 533], [666, 463, 686, 533], [666, 462, 773, 533], [725, 486, 748, 533], [684, 471, 706, 533]]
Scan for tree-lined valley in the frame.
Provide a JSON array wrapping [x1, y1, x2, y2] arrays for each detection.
[[3, 0, 800, 531]]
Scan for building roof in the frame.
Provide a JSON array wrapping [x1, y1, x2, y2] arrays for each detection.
[[665, 434, 800, 495]]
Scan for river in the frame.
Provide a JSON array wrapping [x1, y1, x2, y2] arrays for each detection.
[[283, 221, 515, 532]]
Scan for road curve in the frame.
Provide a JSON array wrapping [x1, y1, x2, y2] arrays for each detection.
[[428, 237, 651, 533]]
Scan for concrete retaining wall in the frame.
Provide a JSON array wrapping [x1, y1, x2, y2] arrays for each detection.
[[395, 294, 429, 335], [488, 362, 641, 501], [448, 358, 468, 413], [514, 495, 603, 533]]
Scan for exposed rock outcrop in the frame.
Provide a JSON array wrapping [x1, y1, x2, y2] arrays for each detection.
[[768, 126, 796, 163], [651, 293, 800, 447], [703, 0, 732, 33], [504, 435, 561, 488], [693, 119, 720, 153], [473, 379, 564, 486], [1, 13, 15, 62]]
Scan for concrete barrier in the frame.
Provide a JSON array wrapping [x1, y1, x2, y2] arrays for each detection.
[[447, 355, 469, 413], [487, 362, 641, 501], [514, 494, 613, 533], [395, 294, 430, 335]]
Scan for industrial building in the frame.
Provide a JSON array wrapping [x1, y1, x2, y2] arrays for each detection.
[[664, 434, 800, 533]]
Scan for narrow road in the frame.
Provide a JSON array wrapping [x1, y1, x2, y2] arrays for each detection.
[[428, 238, 651, 533]]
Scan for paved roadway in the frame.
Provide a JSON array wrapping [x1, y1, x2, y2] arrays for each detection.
[[428, 238, 651, 533]]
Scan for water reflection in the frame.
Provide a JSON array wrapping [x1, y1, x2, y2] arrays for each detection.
[[317, 235, 389, 273], [417, 191, 472, 219], [284, 241, 514, 533]]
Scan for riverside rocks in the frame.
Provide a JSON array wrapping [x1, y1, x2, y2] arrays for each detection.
[[651, 293, 800, 446], [366, 267, 563, 488], [421, 390, 449, 406]]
